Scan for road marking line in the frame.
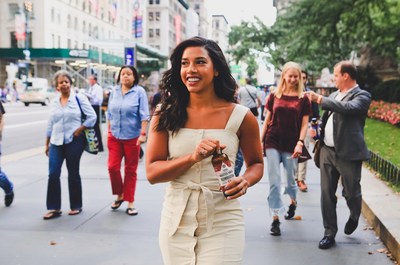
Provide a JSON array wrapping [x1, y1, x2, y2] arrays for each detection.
[[5, 120, 47, 129], [6, 110, 49, 117], [2, 146, 44, 164]]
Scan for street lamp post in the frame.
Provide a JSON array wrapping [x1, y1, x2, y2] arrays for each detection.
[[23, 0, 33, 78]]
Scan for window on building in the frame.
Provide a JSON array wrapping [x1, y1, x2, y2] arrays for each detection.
[[67, 39, 71, 48], [82, 1, 86, 11], [58, 36, 61, 48], [74, 17, 78, 31], [52, 34, 55, 48], [51, 8, 55, 22], [155, 28, 160, 37], [57, 10, 61, 24], [155, 12, 160, 21], [215, 20, 220, 29], [149, 12, 153, 21], [8, 3, 19, 20], [94, 26, 98, 39], [155, 0, 160, 4], [74, 41, 78, 49], [149, 0, 154, 5], [82, 21, 86, 33], [89, 23, 92, 36], [67, 14, 71, 28], [149, 28, 154, 38], [155, 45, 160, 50]]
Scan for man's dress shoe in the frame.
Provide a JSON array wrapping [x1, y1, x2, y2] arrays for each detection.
[[319, 236, 335, 249], [344, 218, 358, 235]]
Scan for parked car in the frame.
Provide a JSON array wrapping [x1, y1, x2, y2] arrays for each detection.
[[19, 78, 57, 106]]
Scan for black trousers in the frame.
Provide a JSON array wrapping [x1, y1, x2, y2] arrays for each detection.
[[320, 145, 362, 238], [92, 105, 104, 152]]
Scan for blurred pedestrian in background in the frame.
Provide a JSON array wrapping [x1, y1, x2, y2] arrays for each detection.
[[260, 61, 311, 236], [146, 36, 263, 264], [295, 70, 320, 192], [0, 101, 14, 207], [107, 65, 149, 216], [43, 70, 96, 220], [259, 85, 269, 122], [150, 85, 162, 115], [86, 75, 104, 152], [238, 78, 261, 117]]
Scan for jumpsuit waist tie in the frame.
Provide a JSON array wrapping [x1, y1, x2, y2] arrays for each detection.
[[168, 180, 216, 237]]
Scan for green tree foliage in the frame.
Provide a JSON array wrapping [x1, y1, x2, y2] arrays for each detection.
[[228, 0, 400, 74]]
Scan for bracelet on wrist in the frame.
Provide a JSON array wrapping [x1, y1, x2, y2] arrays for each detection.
[[298, 139, 304, 144], [140, 131, 146, 136]]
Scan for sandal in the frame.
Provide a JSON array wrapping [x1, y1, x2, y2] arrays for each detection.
[[126, 208, 138, 216], [68, 209, 82, 216], [43, 210, 62, 220], [111, 200, 124, 210]]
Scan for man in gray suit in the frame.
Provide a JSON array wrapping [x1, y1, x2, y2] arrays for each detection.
[[307, 61, 371, 250]]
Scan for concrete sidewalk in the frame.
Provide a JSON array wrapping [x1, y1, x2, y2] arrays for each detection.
[[0, 144, 398, 265]]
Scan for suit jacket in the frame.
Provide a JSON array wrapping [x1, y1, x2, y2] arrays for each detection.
[[320, 86, 371, 161]]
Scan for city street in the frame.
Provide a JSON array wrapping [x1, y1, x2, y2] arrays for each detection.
[[0, 103, 395, 265]]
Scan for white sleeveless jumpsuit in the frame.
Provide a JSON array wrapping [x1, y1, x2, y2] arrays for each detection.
[[159, 104, 249, 265]]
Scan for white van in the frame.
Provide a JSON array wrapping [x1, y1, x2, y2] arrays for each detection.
[[19, 78, 57, 106]]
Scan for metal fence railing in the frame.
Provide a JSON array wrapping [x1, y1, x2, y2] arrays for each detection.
[[367, 151, 400, 186]]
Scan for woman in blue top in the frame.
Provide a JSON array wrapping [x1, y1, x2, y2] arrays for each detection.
[[43, 70, 96, 220], [107, 65, 149, 216]]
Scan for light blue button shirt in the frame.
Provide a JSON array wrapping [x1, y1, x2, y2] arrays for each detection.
[[107, 85, 149, 140], [87, 83, 103, 106], [46, 92, 96, 145]]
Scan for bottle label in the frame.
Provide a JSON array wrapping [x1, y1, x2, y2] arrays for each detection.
[[214, 160, 235, 186]]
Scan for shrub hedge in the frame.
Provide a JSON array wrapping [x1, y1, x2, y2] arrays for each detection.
[[370, 79, 400, 102]]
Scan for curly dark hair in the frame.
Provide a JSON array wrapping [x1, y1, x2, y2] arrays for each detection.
[[156, 36, 236, 133]]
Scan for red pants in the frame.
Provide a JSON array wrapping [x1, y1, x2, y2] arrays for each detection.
[[107, 133, 140, 203]]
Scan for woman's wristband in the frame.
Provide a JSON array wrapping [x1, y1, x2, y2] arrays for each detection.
[[140, 131, 147, 136]]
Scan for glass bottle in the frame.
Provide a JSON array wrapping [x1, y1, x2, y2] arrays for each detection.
[[212, 146, 235, 195]]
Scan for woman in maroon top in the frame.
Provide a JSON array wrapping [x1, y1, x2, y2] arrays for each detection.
[[260, 61, 311, 236]]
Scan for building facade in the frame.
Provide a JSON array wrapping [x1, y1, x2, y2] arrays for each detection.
[[210, 15, 228, 56], [0, 0, 195, 89], [186, 0, 208, 38]]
